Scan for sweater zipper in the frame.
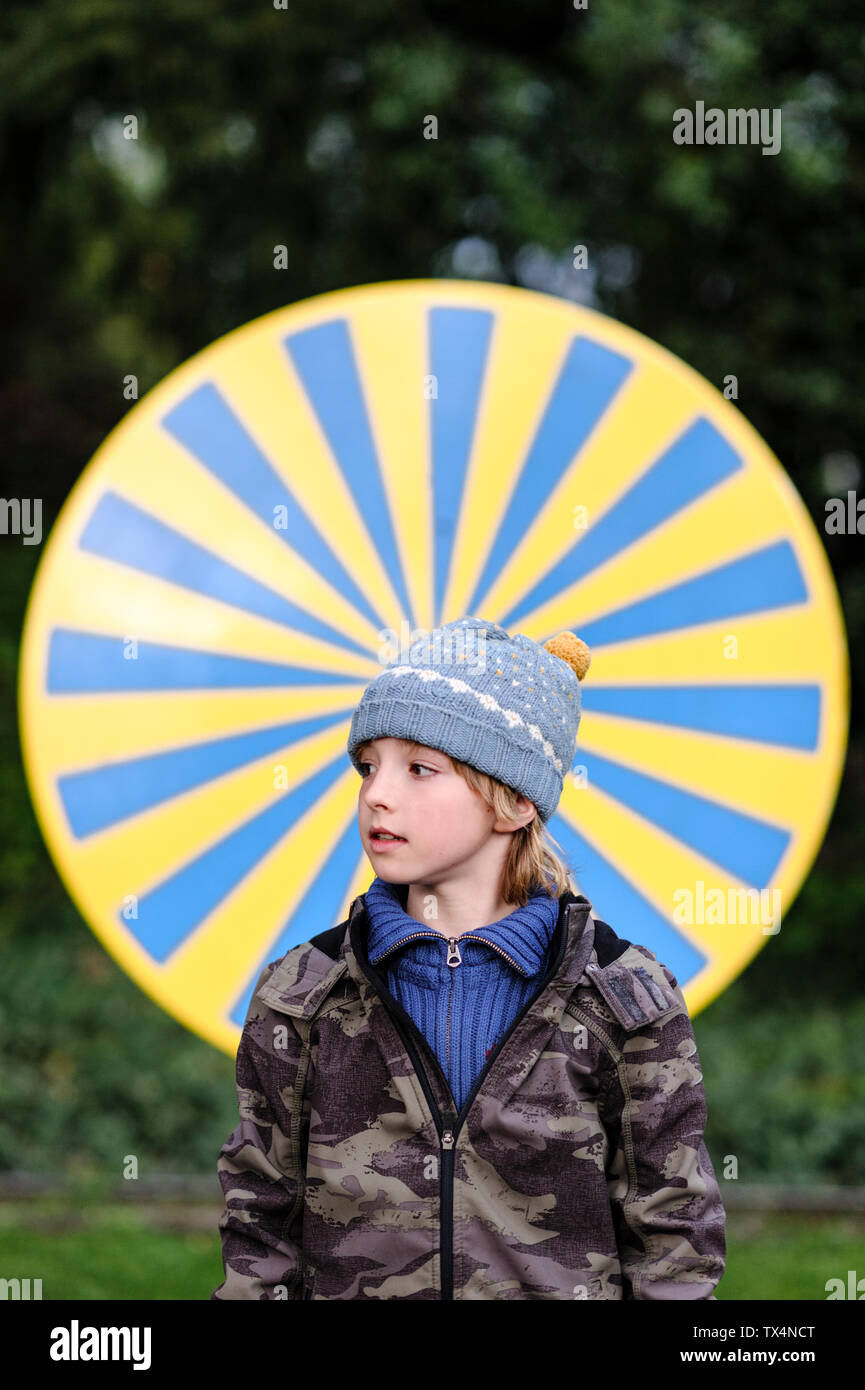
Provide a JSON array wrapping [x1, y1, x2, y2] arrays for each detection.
[[445, 940, 457, 1071], [375, 930, 523, 972]]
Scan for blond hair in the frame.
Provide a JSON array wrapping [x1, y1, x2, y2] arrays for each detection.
[[450, 757, 577, 907]]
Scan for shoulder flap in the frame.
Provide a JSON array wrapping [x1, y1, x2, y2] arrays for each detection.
[[256, 941, 348, 1020], [584, 945, 681, 1031]]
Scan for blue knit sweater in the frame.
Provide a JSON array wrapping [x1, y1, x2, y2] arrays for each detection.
[[363, 876, 560, 1113]]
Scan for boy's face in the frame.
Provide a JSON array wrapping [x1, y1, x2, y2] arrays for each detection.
[[356, 736, 520, 886]]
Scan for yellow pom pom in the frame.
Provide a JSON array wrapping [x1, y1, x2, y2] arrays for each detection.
[[543, 632, 591, 682]]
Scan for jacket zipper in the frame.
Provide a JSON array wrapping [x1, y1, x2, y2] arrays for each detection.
[[440, 937, 461, 1275], [353, 904, 575, 1300], [367, 934, 465, 1298], [438, 924, 575, 1299], [374, 931, 527, 1299]]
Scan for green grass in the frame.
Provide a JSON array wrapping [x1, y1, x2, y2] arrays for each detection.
[[0, 1209, 222, 1300], [716, 1212, 865, 1301], [0, 1208, 861, 1300]]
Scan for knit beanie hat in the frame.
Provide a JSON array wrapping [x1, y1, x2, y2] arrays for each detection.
[[346, 616, 591, 823]]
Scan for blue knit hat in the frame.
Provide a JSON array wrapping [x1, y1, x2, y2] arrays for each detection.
[[346, 617, 591, 823]]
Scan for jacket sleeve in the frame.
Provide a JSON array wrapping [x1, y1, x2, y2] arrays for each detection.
[[211, 964, 310, 1300], [601, 960, 727, 1301]]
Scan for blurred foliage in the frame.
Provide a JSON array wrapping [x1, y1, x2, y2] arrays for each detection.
[[697, 995, 865, 1186], [1, 0, 863, 1181]]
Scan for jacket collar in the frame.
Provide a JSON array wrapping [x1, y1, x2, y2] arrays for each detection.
[[255, 893, 372, 1019], [256, 937, 349, 1019], [257, 890, 680, 1035], [257, 890, 596, 1023]]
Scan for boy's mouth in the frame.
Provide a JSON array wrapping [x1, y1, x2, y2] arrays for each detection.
[[369, 829, 408, 848]]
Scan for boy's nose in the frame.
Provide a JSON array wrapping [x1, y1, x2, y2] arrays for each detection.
[[361, 772, 396, 804]]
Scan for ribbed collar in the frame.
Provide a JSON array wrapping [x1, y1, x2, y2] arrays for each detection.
[[364, 876, 560, 978]]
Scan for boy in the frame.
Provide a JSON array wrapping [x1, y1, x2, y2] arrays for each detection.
[[212, 616, 726, 1299]]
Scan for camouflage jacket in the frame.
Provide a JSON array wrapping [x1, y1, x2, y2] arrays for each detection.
[[212, 889, 726, 1300]]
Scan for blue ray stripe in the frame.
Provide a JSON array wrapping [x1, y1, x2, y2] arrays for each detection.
[[229, 819, 365, 1026], [504, 416, 742, 625], [58, 709, 355, 839], [77, 490, 372, 658], [47, 629, 366, 694], [582, 683, 821, 750], [549, 814, 706, 984], [283, 319, 414, 625], [581, 748, 790, 886], [428, 307, 495, 626], [467, 336, 633, 615], [121, 752, 348, 963], [161, 383, 383, 632], [571, 540, 808, 649]]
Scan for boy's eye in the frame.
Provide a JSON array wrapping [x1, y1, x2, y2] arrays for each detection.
[[357, 761, 435, 777]]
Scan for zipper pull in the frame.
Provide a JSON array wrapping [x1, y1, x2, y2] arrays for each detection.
[[446, 938, 462, 967], [441, 1129, 455, 1150]]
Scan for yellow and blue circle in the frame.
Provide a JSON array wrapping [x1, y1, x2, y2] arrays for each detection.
[[18, 280, 849, 1055]]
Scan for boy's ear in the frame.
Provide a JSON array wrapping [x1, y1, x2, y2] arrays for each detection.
[[494, 800, 537, 833]]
